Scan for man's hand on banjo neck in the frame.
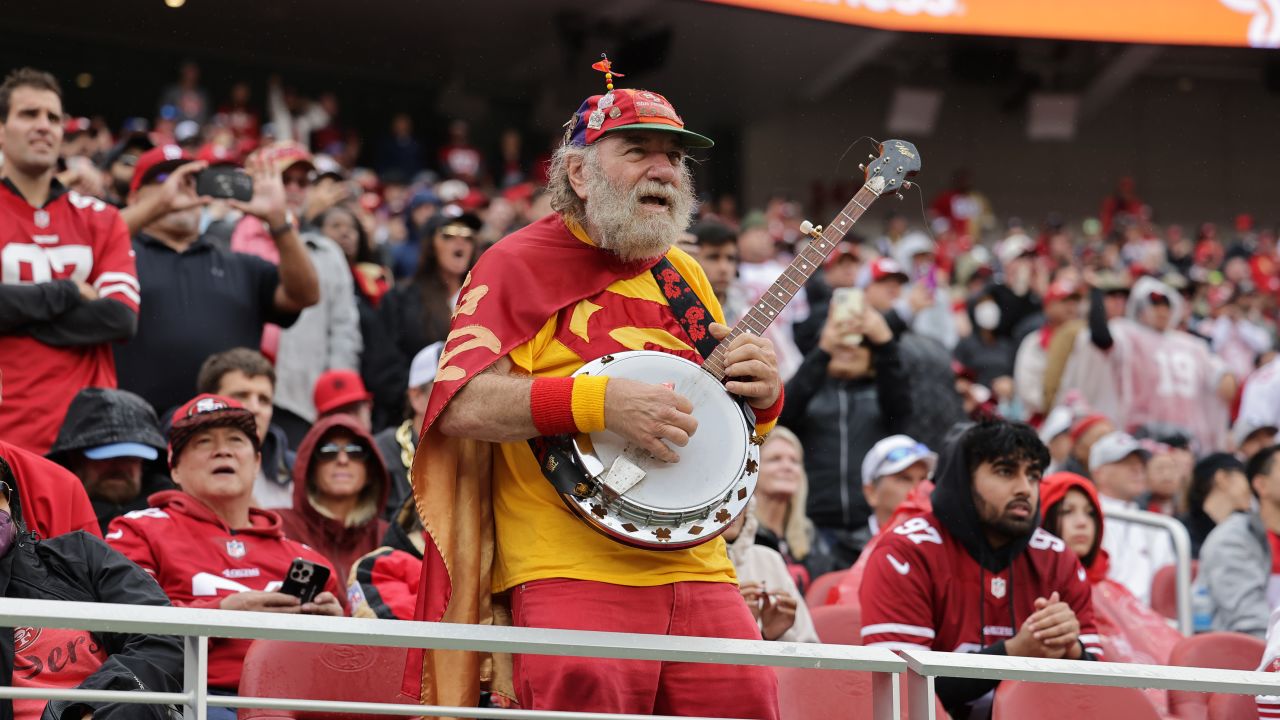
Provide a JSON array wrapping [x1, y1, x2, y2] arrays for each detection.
[[438, 324, 781, 464]]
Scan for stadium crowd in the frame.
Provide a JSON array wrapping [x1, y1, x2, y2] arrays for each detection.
[[1, 61, 1279, 719]]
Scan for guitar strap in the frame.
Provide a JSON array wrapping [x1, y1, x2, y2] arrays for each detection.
[[530, 255, 720, 496]]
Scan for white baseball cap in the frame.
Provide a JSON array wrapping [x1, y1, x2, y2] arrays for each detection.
[[861, 435, 937, 487], [1088, 431, 1151, 472], [407, 341, 445, 389], [1038, 406, 1074, 446]]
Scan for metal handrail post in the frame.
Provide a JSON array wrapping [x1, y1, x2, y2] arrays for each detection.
[[870, 670, 901, 720], [1103, 505, 1194, 634], [905, 668, 937, 720], [182, 635, 208, 720]]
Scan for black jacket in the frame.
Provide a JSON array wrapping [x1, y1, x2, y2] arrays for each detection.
[[47, 388, 175, 534], [781, 336, 912, 533], [0, 457, 183, 720]]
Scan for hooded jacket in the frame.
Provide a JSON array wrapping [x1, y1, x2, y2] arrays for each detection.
[[0, 441, 100, 540], [727, 509, 819, 643], [1039, 472, 1183, 673], [0, 456, 183, 720], [277, 414, 390, 584], [106, 490, 342, 691], [859, 437, 1098, 717], [46, 388, 176, 534]]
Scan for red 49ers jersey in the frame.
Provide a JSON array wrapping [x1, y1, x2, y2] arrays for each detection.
[[0, 182, 138, 453], [859, 512, 1102, 658]]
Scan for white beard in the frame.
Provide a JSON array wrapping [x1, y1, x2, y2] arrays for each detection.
[[582, 155, 695, 262]]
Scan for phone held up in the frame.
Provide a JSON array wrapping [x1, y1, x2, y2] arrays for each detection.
[[195, 166, 254, 202], [830, 287, 865, 346], [279, 557, 330, 604]]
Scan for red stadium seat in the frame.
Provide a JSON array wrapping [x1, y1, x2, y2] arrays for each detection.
[[238, 641, 410, 719], [1207, 692, 1259, 720], [805, 569, 848, 607], [1167, 632, 1266, 720], [993, 680, 1161, 720], [774, 666, 947, 720], [809, 604, 862, 645], [1150, 561, 1197, 621]]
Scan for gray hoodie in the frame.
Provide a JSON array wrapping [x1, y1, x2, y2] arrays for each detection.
[[1199, 511, 1271, 638]]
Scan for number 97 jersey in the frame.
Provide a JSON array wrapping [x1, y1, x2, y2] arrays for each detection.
[[0, 184, 139, 453], [858, 512, 1102, 659]]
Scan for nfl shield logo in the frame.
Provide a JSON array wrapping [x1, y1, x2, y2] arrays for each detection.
[[226, 540, 246, 558], [991, 577, 1007, 599], [33, 210, 50, 228]]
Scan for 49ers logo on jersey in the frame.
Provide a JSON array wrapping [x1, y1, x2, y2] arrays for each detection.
[[14, 626, 40, 653]]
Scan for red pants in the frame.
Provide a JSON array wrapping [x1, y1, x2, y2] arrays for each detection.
[[511, 579, 780, 719]]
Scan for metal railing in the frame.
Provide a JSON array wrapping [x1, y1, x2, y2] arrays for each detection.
[[0, 597, 1272, 720], [1103, 505, 1194, 635]]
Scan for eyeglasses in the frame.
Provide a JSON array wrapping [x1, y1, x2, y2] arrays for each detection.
[[317, 443, 367, 461], [439, 229, 475, 241]]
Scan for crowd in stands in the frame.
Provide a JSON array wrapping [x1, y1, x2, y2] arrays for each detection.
[[2, 60, 1280, 719]]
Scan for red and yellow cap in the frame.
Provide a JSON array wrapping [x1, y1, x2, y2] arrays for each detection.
[[566, 88, 713, 149]]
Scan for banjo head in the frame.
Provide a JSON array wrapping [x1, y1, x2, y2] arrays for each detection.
[[566, 350, 759, 550]]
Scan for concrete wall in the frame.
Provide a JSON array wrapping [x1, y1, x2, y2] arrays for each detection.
[[742, 72, 1280, 235]]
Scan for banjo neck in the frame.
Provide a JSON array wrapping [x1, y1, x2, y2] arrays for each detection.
[[702, 180, 886, 381]]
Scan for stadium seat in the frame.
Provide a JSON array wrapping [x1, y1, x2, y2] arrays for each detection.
[[992, 680, 1161, 720], [1207, 691, 1259, 720], [1167, 632, 1266, 720], [809, 603, 861, 645], [774, 666, 947, 720], [1150, 561, 1197, 621], [804, 569, 848, 607], [238, 641, 410, 719]]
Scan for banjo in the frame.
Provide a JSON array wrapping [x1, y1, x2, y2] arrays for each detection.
[[551, 139, 921, 550]]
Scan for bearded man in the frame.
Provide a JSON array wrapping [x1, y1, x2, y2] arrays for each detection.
[[409, 84, 784, 718]]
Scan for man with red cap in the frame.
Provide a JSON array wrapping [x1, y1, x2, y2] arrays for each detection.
[[107, 393, 342, 720], [113, 143, 319, 416], [313, 368, 374, 432], [0, 67, 139, 453], [410, 78, 783, 718]]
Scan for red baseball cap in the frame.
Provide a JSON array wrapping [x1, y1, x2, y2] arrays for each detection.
[[130, 144, 193, 194], [313, 370, 372, 415], [1043, 280, 1082, 305], [167, 394, 260, 467], [1069, 414, 1111, 444], [251, 141, 315, 177], [566, 88, 712, 149], [859, 257, 910, 288]]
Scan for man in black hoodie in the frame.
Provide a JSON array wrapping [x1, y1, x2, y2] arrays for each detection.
[[859, 420, 1099, 719], [47, 388, 175, 534], [0, 454, 183, 719]]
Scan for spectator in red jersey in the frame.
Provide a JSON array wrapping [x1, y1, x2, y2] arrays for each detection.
[[195, 349, 295, 510], [0, 448, 183, 720], [0, 372, 101, 539], [114, 144, 319, 417], [0, 68, 140, 454], [277, 414, 390, 583], [439, 119, 483, 184], [1099, 176, 1143, 236], [312, 369, 373, 432], [860, 420, 1099, 720], [107, 394, 342, 720]]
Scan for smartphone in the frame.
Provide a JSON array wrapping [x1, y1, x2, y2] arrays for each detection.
[[830, 287, 864, 346], [279, 558, 330, 604], [195, 167, 254, 202]]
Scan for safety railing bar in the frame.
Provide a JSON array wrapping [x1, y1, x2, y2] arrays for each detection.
[[899, 649, 1279, 695], [0, 599, 904, 673], [1103, 505, 1194, 635], [0, 687, 187, 704], [211, 695, 752, 720]]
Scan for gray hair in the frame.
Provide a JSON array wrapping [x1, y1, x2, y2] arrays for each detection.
[[546, 142, 594, 227]]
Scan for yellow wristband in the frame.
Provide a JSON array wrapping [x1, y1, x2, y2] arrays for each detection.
[[571, 375, 609, 434]]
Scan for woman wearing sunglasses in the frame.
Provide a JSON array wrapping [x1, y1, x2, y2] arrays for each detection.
[[278, 413, 391, 584]]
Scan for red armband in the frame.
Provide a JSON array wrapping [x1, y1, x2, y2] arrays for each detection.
[[530, 377, 577, 436], [751, 385, 785, 426]]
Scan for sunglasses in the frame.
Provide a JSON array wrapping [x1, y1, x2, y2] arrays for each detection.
[[317, 443, 367, 461], [439, 228, 475, 241], [881, 443, 930, 468]]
